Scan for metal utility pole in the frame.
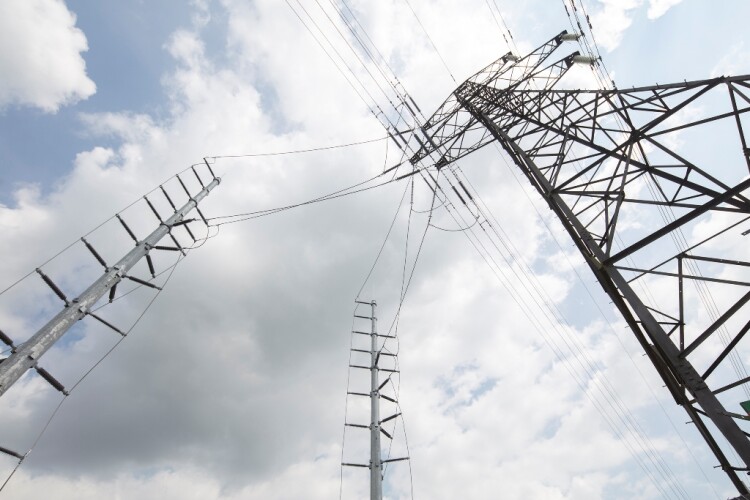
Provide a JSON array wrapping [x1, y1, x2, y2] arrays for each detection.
[[407, 31, 750, 497], [0, 164, 220, 401], [368, 300, 383, 500], [343, 299, 407, 499]]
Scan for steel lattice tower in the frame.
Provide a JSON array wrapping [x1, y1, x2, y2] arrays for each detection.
[[409, 31, 750, 497]]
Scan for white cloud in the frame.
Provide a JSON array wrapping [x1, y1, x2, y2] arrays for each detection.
[[0, 0, 95, 112], [711, 41, 750, 78], [0, 1, 740, 499], [590, 0, 643, 52], [647, 0, 684, 19]]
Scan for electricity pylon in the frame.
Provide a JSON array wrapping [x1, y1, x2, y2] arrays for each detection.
[[410, 31, 750, 497], [342, 300, 408, 499], [0, 162, 219, 461]]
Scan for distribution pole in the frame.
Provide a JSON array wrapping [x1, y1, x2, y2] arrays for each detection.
[[369, 300, 382, 500], [0, 174, 220, 398]]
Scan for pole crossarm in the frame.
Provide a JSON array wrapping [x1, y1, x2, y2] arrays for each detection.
[[0, 171, 220, 398], [410, 32, 750, 495]]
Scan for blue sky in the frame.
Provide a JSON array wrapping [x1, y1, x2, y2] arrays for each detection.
[[1, 0, 750, 499]]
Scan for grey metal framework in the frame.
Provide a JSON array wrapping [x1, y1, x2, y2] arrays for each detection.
[[0, 163, 219, 412], [410, 31, 750, 496]]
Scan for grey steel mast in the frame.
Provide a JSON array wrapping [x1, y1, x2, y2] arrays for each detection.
[[342, 299, 408, 499], [0, 165, 220, 400], [369, 300, 383, 500]]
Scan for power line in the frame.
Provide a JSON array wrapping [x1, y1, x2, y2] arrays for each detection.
[[208, 135, 388, 159], [400, 0, 458, 84]]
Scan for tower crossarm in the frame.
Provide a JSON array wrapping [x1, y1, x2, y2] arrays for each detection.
[[410, 31, 582, 167]]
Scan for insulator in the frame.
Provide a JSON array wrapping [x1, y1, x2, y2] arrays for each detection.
[[572, 55, 598, 65], [146, 254, 156, 278], [81, 238, 108, 268], [88, 312, 125, 336], [202, 158, 217, 180], [177, 174, 192, 198], [196, 206, 209, 225], [125, 275, 161, 290], [380, 393, 397, 403], [378, 377, 390, 391], [560, 32, 581, 41], [380, 412, 401, 424], [191, 166, 205, 189], [144, 195, 163, 223], [0, 329, 15, 348], [160, 185, 177, 210], [0, 445, 23, 460], [36, 269, 69, 304], [35, 366, 68, 395], [116, 214, 139, 243]]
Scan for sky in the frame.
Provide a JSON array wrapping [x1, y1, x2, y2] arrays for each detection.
[[1, 0, 750, 499]]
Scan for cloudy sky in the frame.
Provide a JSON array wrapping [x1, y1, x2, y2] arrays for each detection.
[[1, 0, 750, 499]]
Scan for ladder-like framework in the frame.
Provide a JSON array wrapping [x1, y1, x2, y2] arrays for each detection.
[[410, 31, 750, 497]]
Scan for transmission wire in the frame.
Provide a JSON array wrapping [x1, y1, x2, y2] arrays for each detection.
[[400, 0, 457, 84], [434, 167, 683, 498]]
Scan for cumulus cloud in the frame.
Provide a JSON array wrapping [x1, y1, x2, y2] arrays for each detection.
[[711, 41, 750, 77], [0, 1, 738, 499], [647, 0, 684, 19], [0, 0, 95, 112], [589, 0, 643, 52]]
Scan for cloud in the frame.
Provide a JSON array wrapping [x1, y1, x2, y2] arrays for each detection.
[[711, 41, 750, 77], [646, 0, 684, 19], [0, 0, 95, 112], [589, 0, 643, 52], [0, 1, 738, 499]]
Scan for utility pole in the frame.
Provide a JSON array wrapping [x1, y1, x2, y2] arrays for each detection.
[[342, 299, 408, 499], [369, 300, 382, 500], [0, 164, 220, 402]]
